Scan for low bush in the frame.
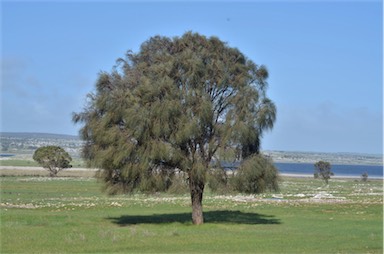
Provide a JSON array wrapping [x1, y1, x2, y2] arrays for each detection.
[[232, 155, 280, 194], [207, 168, 233, 194]]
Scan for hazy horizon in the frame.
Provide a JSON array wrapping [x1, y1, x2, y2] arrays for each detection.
[[1, 131, 382, 157]]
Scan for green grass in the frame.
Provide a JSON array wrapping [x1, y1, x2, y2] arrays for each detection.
[[0, 174, 382, 253], [0, 158, 85, 168], [0, 159, 39, 167]]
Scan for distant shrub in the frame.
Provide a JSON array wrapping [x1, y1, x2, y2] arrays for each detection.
[[232, 155, 280, 194], [361, 172, 368, 182], [314, 161, 333, 184]]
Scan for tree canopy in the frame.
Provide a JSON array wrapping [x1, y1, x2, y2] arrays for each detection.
[[314, 161, 333, 184], [73, 32, 276, 224], [33, 146, 72, 177]]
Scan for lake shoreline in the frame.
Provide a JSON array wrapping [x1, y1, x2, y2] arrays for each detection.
[[280, 173, 383, 180]]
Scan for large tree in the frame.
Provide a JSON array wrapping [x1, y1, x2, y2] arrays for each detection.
[[73, 32, 276, 225]]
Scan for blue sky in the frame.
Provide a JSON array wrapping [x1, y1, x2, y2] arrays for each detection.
[[1, 0, 382, 154]]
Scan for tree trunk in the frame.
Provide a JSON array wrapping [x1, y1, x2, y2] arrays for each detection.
[[48, 167, 57, 177], [190, 179, 204, 225]]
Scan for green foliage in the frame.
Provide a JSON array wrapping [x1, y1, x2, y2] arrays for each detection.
[[167, 173, 189, 194], [32, 146, 72, 177], [73, 32, 276, 223], [207, 168, 231, 194], [96, 168, 176, 195], [314, 161, 333, 184], [361, 172, 368, 182], [233, 155, 280, 194]]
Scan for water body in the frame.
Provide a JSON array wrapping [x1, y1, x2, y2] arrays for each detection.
[[0, 154, 15, 157], [221, 161, 383, 178], [275, 162, 383, 178]]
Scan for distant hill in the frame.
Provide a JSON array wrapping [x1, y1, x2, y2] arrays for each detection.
[[0, 132, 82, 158], [262, 150, 382, 166], [0, 132, 79, 140]]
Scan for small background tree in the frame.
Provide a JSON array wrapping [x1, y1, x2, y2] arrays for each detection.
[[361, 172, 368, 182], [314, 161, 333, 184], [33, 146, 72, 177]]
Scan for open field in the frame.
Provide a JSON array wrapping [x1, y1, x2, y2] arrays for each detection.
[[0, 158, 86, 168], [0, 168, 383, 253], [0, 166, 96, 178]]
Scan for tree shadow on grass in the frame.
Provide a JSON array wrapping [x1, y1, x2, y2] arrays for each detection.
[[108, 210, 280, 226]]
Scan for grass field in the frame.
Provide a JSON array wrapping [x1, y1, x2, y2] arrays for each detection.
[[0, 159, 39, 167], [0, 158, 85, 168], [0, 169, 382, 253]]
